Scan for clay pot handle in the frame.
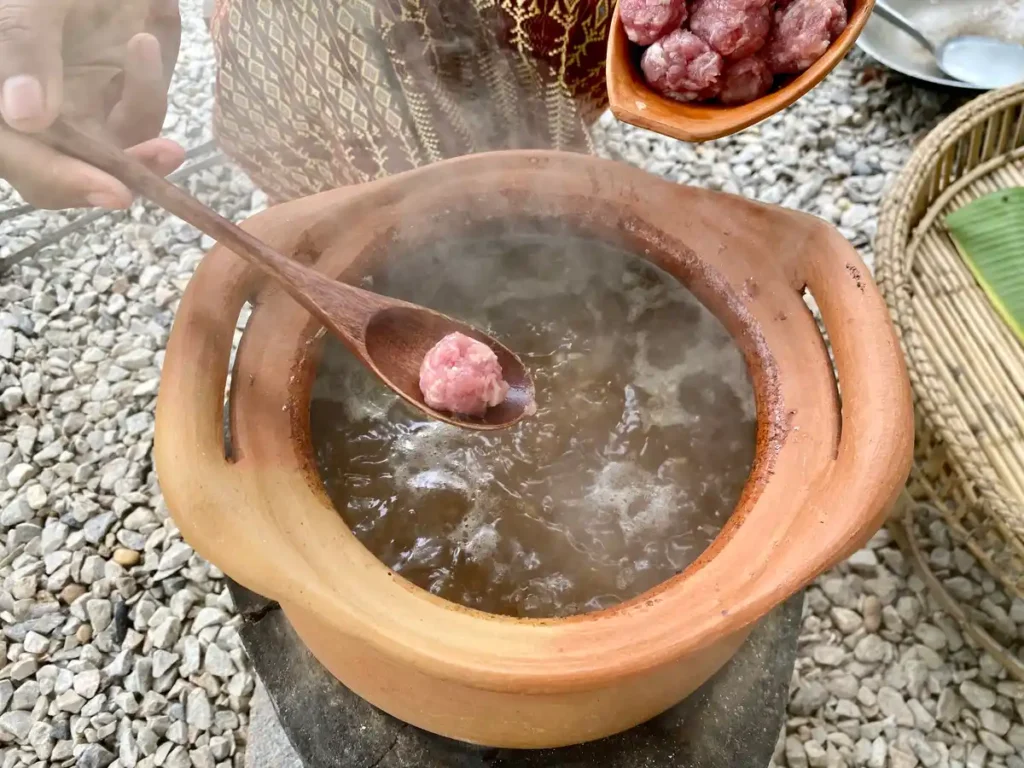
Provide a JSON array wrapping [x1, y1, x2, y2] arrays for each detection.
[[784, 230, 914, 574], [153, 196, 346, 603]]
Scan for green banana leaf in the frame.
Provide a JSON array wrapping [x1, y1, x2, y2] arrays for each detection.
[[946, 187, 1024, 344]]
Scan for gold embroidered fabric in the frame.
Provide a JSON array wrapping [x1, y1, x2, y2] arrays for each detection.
[[210, 0, 612, 201]]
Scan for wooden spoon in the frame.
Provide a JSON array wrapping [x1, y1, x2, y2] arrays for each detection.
[[46, 120, 534, 431], [605, 0, 876, 142]]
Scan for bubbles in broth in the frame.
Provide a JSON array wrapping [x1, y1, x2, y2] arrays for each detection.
[[310, 233, 757, 619]]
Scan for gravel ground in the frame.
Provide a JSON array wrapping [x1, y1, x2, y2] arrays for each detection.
[[1, 4, 1022, 767]]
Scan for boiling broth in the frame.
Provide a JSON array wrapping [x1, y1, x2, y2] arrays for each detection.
[[310, 234, 756, 619]]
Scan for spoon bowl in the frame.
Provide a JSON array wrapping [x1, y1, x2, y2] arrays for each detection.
[[46, 120, 534, 430], [873, 0, 1024, 89], [938, 36, 1024, 89], [363, 305, 535, 429]]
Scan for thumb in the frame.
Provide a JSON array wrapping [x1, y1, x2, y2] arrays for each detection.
[[0, 0, 72, 132]]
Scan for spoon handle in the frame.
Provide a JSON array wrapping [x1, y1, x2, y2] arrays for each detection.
[[872, 0, 937, 55], [44, 119, 386, 341]]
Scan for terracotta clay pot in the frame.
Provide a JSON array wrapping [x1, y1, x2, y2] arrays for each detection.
[[154, 151, 912, 749]]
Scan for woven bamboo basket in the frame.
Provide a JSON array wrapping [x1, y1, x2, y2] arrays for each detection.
[[876, 85, 1024, 679]]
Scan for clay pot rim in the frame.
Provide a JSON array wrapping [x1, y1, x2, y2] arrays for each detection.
[[156, 150, 913, 692]]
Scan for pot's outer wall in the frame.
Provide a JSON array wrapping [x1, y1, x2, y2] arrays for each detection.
[[154, 151, 913, 748], [285, 603, 750, 748]]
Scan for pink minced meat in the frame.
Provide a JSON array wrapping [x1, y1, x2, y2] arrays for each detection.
[[419, 332, 510, 416], [641, 29, 724, 101], [621, 0, 688, 45], [764, 0, 847, 74], [689, 0, 772, 61], [718, 55, 774, 104]]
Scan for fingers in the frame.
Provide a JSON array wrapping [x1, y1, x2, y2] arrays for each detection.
[[0, 0, 184, 210], [0, 0, 72, 132], [146, 0, 180, 93], [0, 125, 131, 208], [0, 127, 184, 210], [107, 33, 169, 147], [127, 136, 184, 176]]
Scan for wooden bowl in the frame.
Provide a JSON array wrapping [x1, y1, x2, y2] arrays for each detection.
[[606, 0, 877, 142], [154, 150, 912, 749]]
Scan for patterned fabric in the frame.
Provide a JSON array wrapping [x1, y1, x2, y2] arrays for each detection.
[[210, 0, 612, 202]]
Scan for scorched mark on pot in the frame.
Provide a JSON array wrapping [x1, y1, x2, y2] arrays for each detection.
[[845, 263, 864, 292]]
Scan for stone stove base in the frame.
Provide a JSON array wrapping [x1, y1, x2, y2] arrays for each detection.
[[231, 580, 801, 768]]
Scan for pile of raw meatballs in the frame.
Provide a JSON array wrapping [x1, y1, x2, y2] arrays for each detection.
[[622, 0, 849, 105]]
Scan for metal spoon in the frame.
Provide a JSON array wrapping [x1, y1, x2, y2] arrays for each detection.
[[46, 120, 534, 431], [874, 0, 1024, 89]]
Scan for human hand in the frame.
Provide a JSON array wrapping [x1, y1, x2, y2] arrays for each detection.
[[0, 0, 185, 210]]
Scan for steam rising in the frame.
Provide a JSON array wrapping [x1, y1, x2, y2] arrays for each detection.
[[310, 230, 758, 619]]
